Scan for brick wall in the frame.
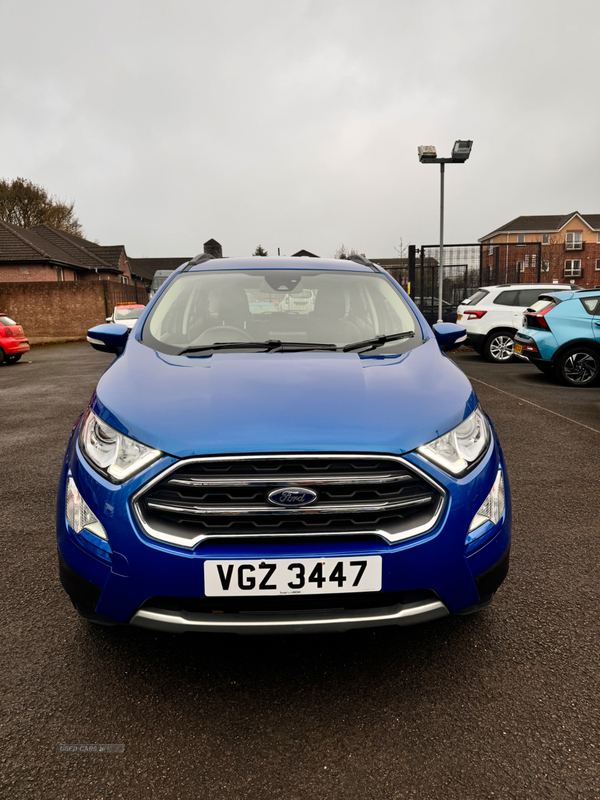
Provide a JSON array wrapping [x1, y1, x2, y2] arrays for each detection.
[[0, 264, 62, 282], [0, 282, 148, 339]]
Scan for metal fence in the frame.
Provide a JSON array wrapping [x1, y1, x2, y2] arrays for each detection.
[[405, 242, 545, 322]]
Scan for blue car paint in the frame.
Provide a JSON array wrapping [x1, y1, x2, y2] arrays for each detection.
[[90, 338, 478, 458], [516, 289, 600, 362], [57, 257, 511, 630]]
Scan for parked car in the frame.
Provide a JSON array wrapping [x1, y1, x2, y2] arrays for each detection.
[[514, 289, 600, 386], [59, 256, 510, 634], [0, 313, 30, 365], [106, 303, 146, 329], [456, 283, 581, 363]]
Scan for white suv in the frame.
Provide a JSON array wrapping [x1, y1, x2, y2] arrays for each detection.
[[456, 284, 579, 363]]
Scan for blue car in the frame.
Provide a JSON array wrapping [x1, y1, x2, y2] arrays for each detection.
[[514, 289, 600, 386], [57, 255, 511, 634]]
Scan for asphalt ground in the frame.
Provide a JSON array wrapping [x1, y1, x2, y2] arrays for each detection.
[[1, 342, 599, 800]]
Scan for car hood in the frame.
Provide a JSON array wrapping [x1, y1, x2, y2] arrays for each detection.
[[92, 337, 477, 458]]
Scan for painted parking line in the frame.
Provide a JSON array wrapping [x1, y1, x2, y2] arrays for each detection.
[[470, 377, 600, 435]]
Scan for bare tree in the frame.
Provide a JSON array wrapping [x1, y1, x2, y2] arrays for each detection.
[[334, 244, 358, 259], [0, 177, 83, 236]]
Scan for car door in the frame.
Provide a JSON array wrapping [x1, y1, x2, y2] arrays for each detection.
[[585, 297, 600, 343]]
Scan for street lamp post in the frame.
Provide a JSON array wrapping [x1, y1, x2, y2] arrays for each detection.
[[418, 141, 473, 324]]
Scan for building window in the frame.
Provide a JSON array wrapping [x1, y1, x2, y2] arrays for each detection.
[[121, 276, 129, 285], [596, 259, 600, 271], [516, 261, 524, 272], [542, 234, 550, 245], [488, 243, 493, 254], [565, 259, 582, 276], [56, 267, 64, 281], [542, 260, 550, 272], [517, 234, 525, 243], [597, 233, 600, 243], [565, 231, 583, 250]]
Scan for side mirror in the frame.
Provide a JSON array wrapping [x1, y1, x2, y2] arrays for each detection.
[[432, 322, 467, 352], [87, 323, 130, 355], [106, 316, 112, 323]]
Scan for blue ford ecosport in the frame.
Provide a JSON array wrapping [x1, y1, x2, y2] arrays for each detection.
[[57, 256, 511, 633]]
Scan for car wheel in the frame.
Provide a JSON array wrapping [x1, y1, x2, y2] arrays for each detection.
[[0, 348, 5, 366], [555, 347, 600, 387], [483, 330, 516, 363], [6, 354, 22, 364]]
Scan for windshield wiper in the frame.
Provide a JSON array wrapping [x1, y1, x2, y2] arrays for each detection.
[[342, 331, 415, 353], [177, 340, 338, 355]]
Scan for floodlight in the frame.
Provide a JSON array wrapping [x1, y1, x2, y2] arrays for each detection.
[[418, 139, 473, 323], [418, 145, 437, 162], [452, 140, 472, 161]]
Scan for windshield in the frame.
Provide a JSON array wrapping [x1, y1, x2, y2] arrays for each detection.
[[0, 315, 17, 326], [143, 269, 421, 355], [115, 306, 144, 320]]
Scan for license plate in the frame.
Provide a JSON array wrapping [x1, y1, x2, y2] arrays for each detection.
[[514, 343, 522, 354], [204, 556, 382, 596], [457, 314, 462, 321]]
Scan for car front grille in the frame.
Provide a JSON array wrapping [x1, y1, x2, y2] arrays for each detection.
[[133, 454, 445, 548]]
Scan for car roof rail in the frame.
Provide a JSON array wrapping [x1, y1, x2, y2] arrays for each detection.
[[348, 254, 379, 271], [182, 253, 215, 272]]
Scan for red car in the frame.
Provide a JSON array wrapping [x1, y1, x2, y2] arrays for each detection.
[[0, 313, 30, 365]]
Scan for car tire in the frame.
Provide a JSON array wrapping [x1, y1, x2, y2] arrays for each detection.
[[554, 346, 600, 387], [6, 354, 22, 364], [483, 330, 516, 363]]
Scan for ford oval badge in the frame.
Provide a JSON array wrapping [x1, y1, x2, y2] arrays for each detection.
[[267, 487, 318, 507]]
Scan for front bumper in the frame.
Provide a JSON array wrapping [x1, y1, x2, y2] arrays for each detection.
[[57, 427, 512, 633]]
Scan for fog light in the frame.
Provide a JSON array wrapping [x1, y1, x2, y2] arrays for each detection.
[[66, 478, 112, 561], [466, 470, 505, 544]]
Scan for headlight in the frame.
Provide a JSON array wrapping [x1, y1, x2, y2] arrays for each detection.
[[80, 409, 162, 482], [418, 406, 490, 475], [466, 469, 505, 543]]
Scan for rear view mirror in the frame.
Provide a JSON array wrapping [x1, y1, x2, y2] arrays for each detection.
[[432, 322, 467, 352], [87, 324, 130, 355]]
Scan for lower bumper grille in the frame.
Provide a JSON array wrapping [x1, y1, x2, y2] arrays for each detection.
[[133, 454, 445, 548]]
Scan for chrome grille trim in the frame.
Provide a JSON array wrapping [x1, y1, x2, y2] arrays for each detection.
[[132, 454, 446, 549], [145, 494, 434, 516], [167, 472, 413, 487]]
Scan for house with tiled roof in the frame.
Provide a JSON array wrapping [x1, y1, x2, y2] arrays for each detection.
[[479, 213, 600, 287], [128, 257, 191, 283], [0, 221, 148, 286]]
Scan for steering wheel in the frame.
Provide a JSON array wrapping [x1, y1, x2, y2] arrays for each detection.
[[192, 326, 254, 345]]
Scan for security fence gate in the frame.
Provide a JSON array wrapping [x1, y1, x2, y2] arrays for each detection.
[[402, 242, 544, 322]]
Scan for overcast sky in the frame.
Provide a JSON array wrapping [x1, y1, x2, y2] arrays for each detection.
[[2, 0, 600, 259]]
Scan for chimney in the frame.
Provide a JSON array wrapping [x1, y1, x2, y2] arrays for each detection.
[[203, 239, 223, 259]]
